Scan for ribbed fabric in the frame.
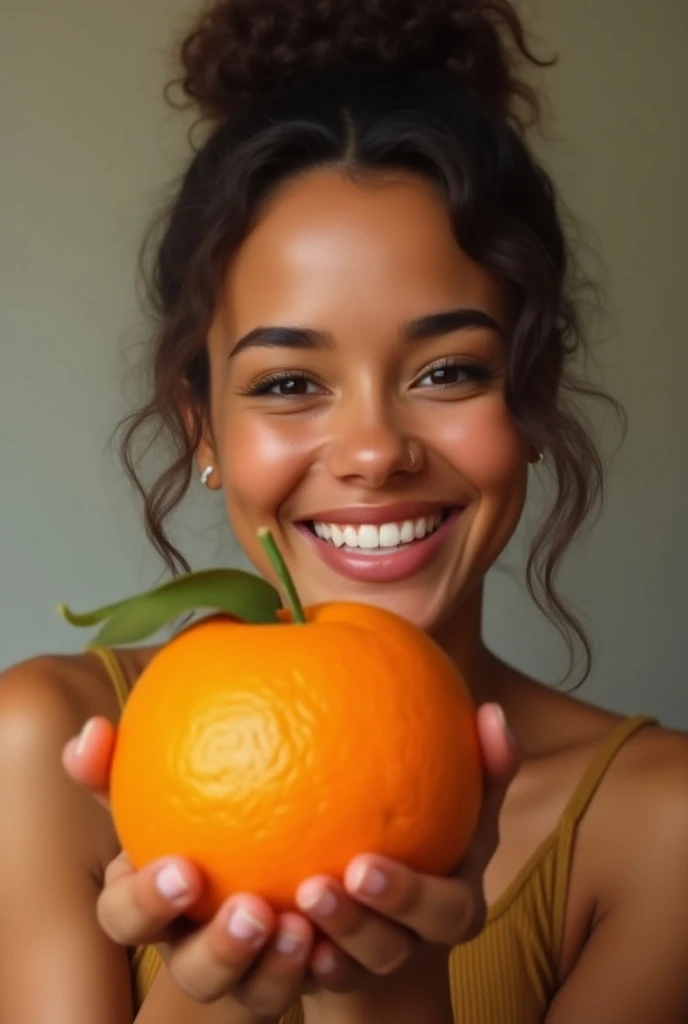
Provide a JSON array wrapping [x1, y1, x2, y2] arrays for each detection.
[[93, 646, 655, 1021], [449, 713, 655, 1022], [90, 645, 131, 712], [129, 946, 162, 1013]]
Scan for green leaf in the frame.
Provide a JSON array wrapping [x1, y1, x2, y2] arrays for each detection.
[[58, 569, 282, 646]]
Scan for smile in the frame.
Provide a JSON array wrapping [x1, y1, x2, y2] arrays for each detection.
[[296, 506, 463, 584], [309, 511, 448, 553]]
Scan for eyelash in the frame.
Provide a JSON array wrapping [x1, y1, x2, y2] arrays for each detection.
[[414, 357, 497, 389], [242, 358, 497, 398], [240, 369, 321, 398]]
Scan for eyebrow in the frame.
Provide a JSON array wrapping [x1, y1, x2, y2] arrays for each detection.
[[228, 308, 504, 358]]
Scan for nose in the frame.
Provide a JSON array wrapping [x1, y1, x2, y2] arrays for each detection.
[[323, 408, 416, 489]]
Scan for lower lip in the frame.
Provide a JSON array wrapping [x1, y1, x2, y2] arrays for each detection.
[[296, 510, 462, 584]]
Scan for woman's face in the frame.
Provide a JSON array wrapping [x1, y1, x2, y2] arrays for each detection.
[[203, 169, 531, 632]]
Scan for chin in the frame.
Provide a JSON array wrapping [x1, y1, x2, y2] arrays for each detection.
[[358, 588, 446, 632]]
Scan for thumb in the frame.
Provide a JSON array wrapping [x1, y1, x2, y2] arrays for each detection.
[[477, 702, 521, 785], [62, 716, 116, 810], [461, 702, 521, 878]]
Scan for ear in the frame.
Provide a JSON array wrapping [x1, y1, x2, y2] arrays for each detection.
[[196, 435, 221, 490], [181, 390, 222, 490]]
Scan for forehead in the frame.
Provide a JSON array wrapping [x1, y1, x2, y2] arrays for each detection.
[[222, 168, 506, 329]]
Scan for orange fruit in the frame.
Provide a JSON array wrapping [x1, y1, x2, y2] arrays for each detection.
[[110, 602, 482, 918]]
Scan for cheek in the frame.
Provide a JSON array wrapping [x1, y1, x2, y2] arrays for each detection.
[[434, 396, 527, 494], [220, 414, 308, 519]]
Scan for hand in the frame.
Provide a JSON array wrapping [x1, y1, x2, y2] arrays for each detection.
[[292, 703, 519, 1005], [62, 702, 518, 1015], [63, 719, 342, 1019]]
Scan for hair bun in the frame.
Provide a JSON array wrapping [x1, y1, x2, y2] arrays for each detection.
[[175, 0, 548, 125]]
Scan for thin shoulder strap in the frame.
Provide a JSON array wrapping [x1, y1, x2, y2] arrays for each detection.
[[89, 646, 131, 713], [563, 715, 658, 824], [551, 714, 658, 962]]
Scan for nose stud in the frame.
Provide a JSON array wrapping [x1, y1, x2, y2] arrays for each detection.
[[407, 444, 419, 471]]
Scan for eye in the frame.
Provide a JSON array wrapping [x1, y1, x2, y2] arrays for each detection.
[[414, 358, 496, 389], [243, 371, 325, 397]]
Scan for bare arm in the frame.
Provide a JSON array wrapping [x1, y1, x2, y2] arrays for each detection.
[[546, 732, 688, 1023], [0, 658, 274, 1024], [0, 658, 133, 1023]]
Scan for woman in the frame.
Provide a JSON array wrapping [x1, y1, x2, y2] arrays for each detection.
[[1, 0, 687, 1021]]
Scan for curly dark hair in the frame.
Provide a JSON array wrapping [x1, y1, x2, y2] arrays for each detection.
[[119, 0, 619, 682]]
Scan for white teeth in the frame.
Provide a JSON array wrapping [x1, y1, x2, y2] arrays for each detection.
[[400, 520, 415, 543], [343, 526, 359, 548], [358, 524, 379, 549], [311, 512, 446, 551], [379, 523, 401, 548], [330, 524, 345, 547]]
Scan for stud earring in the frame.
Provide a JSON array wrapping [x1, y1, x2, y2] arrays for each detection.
[[200, 466, 214, 488]]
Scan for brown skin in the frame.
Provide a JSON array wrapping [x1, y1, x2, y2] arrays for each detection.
[[1, 169, 688, 1022]]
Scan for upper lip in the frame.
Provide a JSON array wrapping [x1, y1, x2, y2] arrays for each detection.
[[299, 501, 458, 525]]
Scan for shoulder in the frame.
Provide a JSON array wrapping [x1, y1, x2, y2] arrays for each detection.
[[0, 646, 154, 810], [575, 722, 688, 914], [549, 725, 688, 1015], [503, 673, 688, 882], [591, 722, 688, 820], [0, 652, 117, 811], [0, 651, 118, 742], [613, 719, 688, 774], [0, 654, 121, 886], [591, 723, 688, 850], [0, 643, 156, 738], [0, 652, 123, 847], [0, 656, 137, 1017]]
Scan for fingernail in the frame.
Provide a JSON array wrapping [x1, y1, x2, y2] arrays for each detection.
[[314, 947, 338, 975], [492, 703, 517, 746], [227, 907, 268, 944], [75, 719, 98, 758], [296, 880, 338, 916], [275, 929, 304, 956], [348, 860, 388, 897], [155, 864, 191, 904]]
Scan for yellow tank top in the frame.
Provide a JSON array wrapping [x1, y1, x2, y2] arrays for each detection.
[[91, 645, 656, 1022]]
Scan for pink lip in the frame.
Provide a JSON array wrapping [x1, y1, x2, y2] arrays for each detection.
[[297, 501, 450, 526], [296, 509, 462, 584]]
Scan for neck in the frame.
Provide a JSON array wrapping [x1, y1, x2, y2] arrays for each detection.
[[432, 584, 504, 707]]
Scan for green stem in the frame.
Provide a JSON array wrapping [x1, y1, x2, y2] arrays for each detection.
[[257, 528, 307, 624]]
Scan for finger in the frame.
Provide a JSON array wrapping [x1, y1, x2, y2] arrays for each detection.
[[476, 702, 521, 784], [230, 912, 313, 1015], [344, 855, 485, 946], [300, 940, 358, 997], [167, 894, 276, 1004], [97, 857, 204, 946], [461, 702, 521, 878], [296, 876, 414, 976], [309, 939, 359, 992], [337, 704, 520, 950], [103, 850, 136, 888], [62, 717, 116, 808]]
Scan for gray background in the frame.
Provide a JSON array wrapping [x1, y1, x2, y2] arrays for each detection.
[[2, 0, 686, 725]]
